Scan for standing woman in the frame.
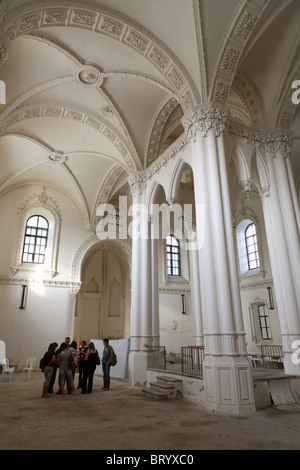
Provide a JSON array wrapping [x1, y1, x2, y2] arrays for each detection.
[[41, 343, 58, 397], [81, 342, 99, 394]]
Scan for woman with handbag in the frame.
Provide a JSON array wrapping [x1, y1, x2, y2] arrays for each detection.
[[81, 342, 99, 394]]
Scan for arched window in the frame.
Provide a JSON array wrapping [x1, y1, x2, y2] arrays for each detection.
[[245, 223, 260, 270], [22, 215, 49, 264], [166, 235, 180, 276]]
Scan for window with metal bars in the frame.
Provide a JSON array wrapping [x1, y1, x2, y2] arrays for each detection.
[[166, 235, 180, 276], [22, 215, 48, 264], [245, 223, 260, 270]]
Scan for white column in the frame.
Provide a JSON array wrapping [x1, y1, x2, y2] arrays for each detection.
[[191, 129, 221, 350], [273, 151, 300, 308], [151, 237, 160, 347], [286, 156, 300, 233], [217, 133, 246, 353], [260, 132, 300, 374], [128, 177, 160, 386], [189, 249, 203, 346], [182, 104, 255, 415]]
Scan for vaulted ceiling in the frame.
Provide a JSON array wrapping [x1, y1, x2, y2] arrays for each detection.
[[0, 0, 299, 227]]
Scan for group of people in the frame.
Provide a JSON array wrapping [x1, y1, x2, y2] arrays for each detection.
[[41, 336, 115, 398]]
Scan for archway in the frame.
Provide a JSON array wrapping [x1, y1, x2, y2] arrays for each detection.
[[73, 241, 131, 343]]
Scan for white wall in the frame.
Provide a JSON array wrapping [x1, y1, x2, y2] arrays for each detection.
[[0, 184, 90, 367], [159, 292, 194, 354], [0, 284, 75, 367]]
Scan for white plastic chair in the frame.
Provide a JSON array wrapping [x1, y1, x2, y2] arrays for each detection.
[[21, 357, 37, 379], [1, 358, 15, 382]]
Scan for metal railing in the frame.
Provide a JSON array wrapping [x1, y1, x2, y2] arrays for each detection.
[[260, 344, 284, 369], [181, 346, 205, 377], [146, 346, 166, 370]]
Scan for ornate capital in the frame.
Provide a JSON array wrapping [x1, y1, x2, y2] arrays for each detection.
[[261, 131, 294, 158], [240, 179, 252, 192], [181, 104, 230, 140], [261, 185, 270, 198], [127, 171, 148, 196]]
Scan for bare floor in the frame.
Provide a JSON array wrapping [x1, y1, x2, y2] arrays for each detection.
[[1, 371, 300, 451]]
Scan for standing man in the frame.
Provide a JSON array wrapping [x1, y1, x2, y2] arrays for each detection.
[[101, 338, 114, 391]]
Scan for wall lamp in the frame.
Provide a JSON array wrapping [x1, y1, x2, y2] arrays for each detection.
[[267, 286, 274, 310], [181, 294, 186, 315], [19, 284, 28, 310]]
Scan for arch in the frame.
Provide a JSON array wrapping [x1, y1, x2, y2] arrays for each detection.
[[144, 97, 183, 168], [232, 143, 252, 183], [71, 234, 131, 285], [254, 147, 271, 195], [209, 2, 271, 105], [229, 74, 267, 129], [167, 158, 190, 205], [76, 241, 130, 340]]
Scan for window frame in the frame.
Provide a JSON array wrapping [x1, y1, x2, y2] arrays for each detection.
[[258, 304, 271, 340], [245, 223, 260, 271], [166, 235, 181, 277], [22, 215, 49, 265], [12, 193, 61, 279]]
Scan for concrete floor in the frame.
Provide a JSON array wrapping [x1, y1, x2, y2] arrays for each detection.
[[1, 371, 300, 451]]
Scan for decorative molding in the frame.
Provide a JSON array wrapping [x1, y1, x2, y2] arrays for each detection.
[[145, 97, 181, 168], [0, 103, 136, 172], [260, 131, 294, 158], [12, 187, 61, 280], [209, 1, 266, 105], [234, 11, 257, 40], [128, 136, 188, 195], [74, 64, 103, 88], [159, 286, 191, 295], [91, 164, 124, 226], [181, 104, 230, 140], [240, 279, 273, 291], [240, 179, 253, 192], [1, 2, 199, 110], [17, 186, 62, 219], [0, 276, 82, 298]]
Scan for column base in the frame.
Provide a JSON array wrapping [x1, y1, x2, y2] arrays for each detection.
[[203, 355, 256, 415], [128, 351, 148, 387], [282, 335, 300, 376]]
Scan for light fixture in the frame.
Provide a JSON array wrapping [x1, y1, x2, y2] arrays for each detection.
[[19, 284, 28, 310], [181, 294, 186, 314], [267, 286, 274, 310]]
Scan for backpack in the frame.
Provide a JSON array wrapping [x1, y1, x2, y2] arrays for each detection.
[[109, 346, 117, 367], [39, 355, 46, 372]]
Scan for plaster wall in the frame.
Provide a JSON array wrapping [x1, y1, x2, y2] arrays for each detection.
[[0, 184, 91, 365], [159, 292, 194, 354], [0, 283, 75, 367]]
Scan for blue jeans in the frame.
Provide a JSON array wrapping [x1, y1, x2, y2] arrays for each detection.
[[102, 363, 110, 389]]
